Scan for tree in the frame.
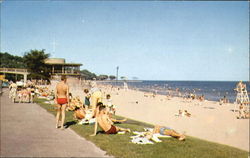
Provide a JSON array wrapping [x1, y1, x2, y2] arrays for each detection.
[[132, 77, 138, 80], [0, 52, 27, 82], [120, 76, 127, 80], [80, 69, 97, 80], [109, 75, 116, 80], [23, 49, 50, 80], [97, 74, 109, 80], [0, 52, 26, 68]]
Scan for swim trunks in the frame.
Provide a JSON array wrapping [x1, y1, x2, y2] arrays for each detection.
[[57, 98, 68, 105], [105, 125, 117, 134], [160, 126, 172, 135]]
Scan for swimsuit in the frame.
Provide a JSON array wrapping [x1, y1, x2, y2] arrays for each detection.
[[84, 97, 90, 106], [159, 126, 172, 135], [57, 98, 68, 105], [105, 125, 117, 134]]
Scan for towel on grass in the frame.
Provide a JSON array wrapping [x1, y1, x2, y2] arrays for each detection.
[[131, 129, 171, 144], [78, 118, 96, 125]]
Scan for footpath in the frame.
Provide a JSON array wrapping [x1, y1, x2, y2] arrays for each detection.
[[0, 89, 109, 157]]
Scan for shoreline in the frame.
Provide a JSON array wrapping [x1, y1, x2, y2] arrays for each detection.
[[98, 81, 239, 103]]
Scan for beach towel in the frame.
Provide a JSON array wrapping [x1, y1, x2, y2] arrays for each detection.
[[47, 96, 54, 100], [131, 136, 154, 145], [38, 96, 47, 99], [44, 101, 54, 104], [78, 118, 96, 125], [130, 129, 171, 144], [118, 131, 126, 134]]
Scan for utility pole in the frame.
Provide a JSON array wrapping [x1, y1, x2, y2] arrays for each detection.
[[116, 66, 119, 85]]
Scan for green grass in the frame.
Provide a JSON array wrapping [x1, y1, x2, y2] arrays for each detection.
[[35, 98, 249, 158]]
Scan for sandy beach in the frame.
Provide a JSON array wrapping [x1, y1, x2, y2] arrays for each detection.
[[109, 89, 249, 151], [50, 79, 249, 151]]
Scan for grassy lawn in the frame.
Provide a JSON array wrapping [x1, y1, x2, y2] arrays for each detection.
[[35, 98, 249, 158]]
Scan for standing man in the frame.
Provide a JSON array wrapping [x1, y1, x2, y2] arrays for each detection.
[[55, 75, 69, 129]]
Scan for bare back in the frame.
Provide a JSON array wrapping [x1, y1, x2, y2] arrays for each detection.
[[97, 114, 112, 132], [56, 81, 69, 98]]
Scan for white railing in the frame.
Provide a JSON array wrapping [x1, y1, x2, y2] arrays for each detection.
[[0, 68, 29, 73]]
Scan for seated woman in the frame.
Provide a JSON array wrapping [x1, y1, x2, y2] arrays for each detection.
[[146, 125, 185, 141]]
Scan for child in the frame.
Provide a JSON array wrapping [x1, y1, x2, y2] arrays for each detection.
[[69, 93, 73, 103], [106, 94, 116, 115], [237, 103, 244, 119]]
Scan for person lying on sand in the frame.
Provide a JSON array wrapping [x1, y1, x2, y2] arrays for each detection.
[[145, 125, 185, 141], [90, 105, 130, 136], [184, 110, 191, 117], [175, 110, 184, 117], [176, 110, 191, 117]]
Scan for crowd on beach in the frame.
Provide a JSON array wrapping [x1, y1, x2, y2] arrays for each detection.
[[6, 76, 249, 144], [52, 76, 186, 142], [8, 80, 52, 103]]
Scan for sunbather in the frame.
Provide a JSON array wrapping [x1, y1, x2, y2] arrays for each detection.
[[73, 107, 86, 120], [146, 125, 185, 141], [90, 105, 130, 136]]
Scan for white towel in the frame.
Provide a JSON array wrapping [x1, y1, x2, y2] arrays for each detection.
[[131, 130, 171, 144], [131, 137, 154, 145]]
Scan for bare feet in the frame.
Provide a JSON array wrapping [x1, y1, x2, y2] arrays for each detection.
[[126, 129, 131, 133], [178, 135, 186, 141], [60, 126, 65, 130]]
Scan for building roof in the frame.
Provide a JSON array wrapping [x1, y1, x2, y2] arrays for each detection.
[[46, 63, 82, 66], [44, 58, 82, 66]]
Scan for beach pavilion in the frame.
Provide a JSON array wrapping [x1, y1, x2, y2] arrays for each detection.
[[44, 58, 82, 79]]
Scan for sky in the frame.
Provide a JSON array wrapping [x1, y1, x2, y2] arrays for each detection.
[[0, 1, 249, 81]]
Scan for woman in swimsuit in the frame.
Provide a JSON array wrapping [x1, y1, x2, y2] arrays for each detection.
[[146, 125, 185, 141]]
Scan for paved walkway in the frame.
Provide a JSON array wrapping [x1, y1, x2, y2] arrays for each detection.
[[0, 89, 109, 157]]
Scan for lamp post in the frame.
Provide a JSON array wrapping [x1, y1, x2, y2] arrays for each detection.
[[116, 66, 119, 85]]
